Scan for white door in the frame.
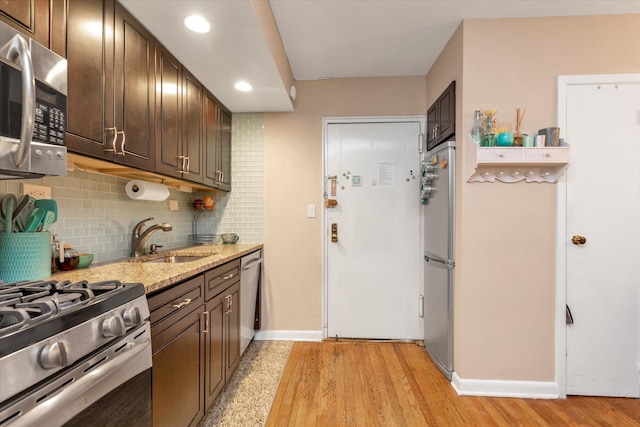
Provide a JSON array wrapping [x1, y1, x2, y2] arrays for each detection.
[[325, 119, 423, 339], [564, 80, 640, 397]]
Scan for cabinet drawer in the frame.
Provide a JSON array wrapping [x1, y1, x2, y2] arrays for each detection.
[[476, 147, 523, 162], [204, 259, 240, 301], [523, 147, 570, 163], [149, 274, 204, 330]]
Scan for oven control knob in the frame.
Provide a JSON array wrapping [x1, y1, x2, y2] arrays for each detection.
[[40, 341, 70, 369], [102, 315, 126, 338], [122, 307, 142, 327]]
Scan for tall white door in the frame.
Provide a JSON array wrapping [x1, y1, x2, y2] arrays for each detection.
[[564, 80, 640, 397], [325, 119, 423, 339]]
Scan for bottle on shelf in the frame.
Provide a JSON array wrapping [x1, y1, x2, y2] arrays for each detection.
[[470, 109, 483, 145]]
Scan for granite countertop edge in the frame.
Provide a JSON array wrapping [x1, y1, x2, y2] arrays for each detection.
[[48, 243, 263, 294]]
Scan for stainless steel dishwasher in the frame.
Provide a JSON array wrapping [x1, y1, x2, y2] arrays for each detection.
[[240, 249, 263, 354]]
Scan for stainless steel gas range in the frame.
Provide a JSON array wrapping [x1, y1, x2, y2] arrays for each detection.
[[0, 279, 152, 426]]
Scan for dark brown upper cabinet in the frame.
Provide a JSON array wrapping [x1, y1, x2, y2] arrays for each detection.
[[0, 0, 65, 56], [426, 81, 456, 151], [66, 0, 155, 171], [203, 90, 232, 191], [155, 44, 204, 183]]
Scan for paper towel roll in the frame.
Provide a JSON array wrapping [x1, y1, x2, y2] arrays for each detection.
[[125, 180, 170, 201]]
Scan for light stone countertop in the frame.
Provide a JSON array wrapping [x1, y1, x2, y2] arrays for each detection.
[[48, 243, 263, 294]]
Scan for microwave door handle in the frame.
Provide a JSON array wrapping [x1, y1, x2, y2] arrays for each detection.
[[6, 34, 35, 167]]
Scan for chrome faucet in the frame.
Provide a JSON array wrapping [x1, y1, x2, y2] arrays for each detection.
[[130, 217, 173, 257]]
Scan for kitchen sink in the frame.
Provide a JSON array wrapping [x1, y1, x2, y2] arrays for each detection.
[[145, 255, 210, 264]]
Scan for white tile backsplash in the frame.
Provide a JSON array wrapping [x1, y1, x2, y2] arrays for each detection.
[[0, 113, 265, 264]]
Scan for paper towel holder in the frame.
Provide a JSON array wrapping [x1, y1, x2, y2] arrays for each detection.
[[125, 180, 170, 201]]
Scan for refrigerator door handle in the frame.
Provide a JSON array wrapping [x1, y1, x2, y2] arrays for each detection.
[[424, 252, 455, 270]]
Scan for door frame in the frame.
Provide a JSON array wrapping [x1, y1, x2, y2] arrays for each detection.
[[321, 116, 426, 339], [555, 73, 640, 398]]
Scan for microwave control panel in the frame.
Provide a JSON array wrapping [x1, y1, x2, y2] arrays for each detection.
[[33, 102, 65, 146]]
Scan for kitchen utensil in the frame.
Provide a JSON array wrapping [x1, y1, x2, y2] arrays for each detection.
[[25, 208, 45, 232], [12, 195, 31, 232], [34, 199, 58, 222], [40, 211, 55, 231], [2, 196, 14, 233]]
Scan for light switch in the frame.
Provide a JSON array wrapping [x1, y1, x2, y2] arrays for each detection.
[[307, 204, 316, 218], [169, 200, 179, 211]]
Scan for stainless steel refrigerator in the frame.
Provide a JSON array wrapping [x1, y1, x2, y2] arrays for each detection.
[[421, 140, 455, 380]]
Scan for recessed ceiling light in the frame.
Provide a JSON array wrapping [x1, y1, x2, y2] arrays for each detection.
[[234, 81, 252, 92], [184, 15, 210, 33]]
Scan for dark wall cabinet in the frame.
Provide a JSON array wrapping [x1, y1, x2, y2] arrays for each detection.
[[149, 259, 241, 427], [0, 0, 66, 56], [204, 91, 232, 191], [155, 44, 204, 183], [427, 81, 456, 151], [53, 0, 231, 191], [66, 0, 155, 171]]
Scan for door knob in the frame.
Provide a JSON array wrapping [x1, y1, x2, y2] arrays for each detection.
[[571, 235, 587, 245]]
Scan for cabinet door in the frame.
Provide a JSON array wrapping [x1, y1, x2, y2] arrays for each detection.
[[217, 109, 232, 192], [0, 0, 50, 48], [155, 43, 182, 178], [152, 308, 206, 427], [65, 0, 114, 159], [114, 3, 155, 171], [203, 90, 221, 188], [225, 282, 241, 381], [205, 295, 225, 409], [182, 68, 203, 182], [50, 0, 66, 57], [426, 103, 437, 149], [437, 81, 455, 143]]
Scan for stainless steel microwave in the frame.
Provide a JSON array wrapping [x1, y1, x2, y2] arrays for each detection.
[[0, 20, 67, 179]]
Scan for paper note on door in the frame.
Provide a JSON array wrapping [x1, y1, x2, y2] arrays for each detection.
[[378, 162, 394, 185]]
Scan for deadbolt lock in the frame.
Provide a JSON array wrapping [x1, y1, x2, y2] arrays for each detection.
[[331, 223, 338, 243], [571, 235, 587, 245]]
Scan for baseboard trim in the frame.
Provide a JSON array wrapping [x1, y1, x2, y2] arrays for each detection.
[[451, 372, 559, 399], [254, 330, 323, 342]]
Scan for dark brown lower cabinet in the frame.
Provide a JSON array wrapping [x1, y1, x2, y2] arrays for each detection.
[[149, 275, 206, 427], [149, 261, 241, 427], [205, 282, 241, 408], [151, 308, 205, 427]]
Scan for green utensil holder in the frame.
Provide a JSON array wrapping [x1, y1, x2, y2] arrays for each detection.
[[0, 232, 51, 282]]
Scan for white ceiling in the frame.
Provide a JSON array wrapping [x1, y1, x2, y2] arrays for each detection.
[[119, 0, 640, 113]]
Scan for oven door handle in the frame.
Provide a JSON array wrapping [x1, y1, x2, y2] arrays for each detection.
[[4, 33, 36, 168]]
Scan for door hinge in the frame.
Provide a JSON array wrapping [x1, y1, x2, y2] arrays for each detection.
[[418, 295, 424, 317]]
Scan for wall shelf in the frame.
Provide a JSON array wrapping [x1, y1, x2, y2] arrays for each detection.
[[468, 146, 570, 183]]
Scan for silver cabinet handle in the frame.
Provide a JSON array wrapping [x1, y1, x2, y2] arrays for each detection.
[[172, 298, 192, 309], [177, 155, 185, 173], [118, 130, 126, 155], [222, 272, 235, 280], [228, 295, 233, 314], [184, 156, 190, 174], [105, 127, 124, 154], [4, 33, 35, 167], [201, 311, 209, 333]]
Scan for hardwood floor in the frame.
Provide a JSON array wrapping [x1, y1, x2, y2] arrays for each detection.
[[266, 341, 640, 426]]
